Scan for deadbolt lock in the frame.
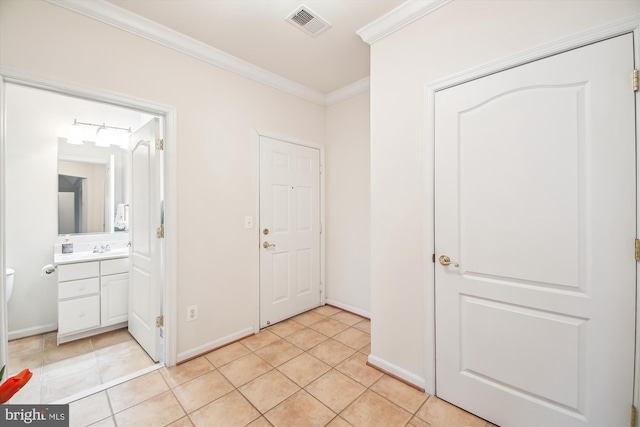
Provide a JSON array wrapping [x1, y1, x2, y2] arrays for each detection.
[[263, 228, 269, 235]]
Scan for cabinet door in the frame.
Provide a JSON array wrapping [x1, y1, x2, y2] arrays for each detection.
[[101, 273, 129, 326], [59, 295, 100, 334]]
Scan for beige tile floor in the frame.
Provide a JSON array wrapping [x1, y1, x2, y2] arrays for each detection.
[[7, 328, 155, 404], [64, 306, 493, 427]]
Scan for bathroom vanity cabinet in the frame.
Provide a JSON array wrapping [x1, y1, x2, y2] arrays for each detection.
[[57, 256, 129, 344]]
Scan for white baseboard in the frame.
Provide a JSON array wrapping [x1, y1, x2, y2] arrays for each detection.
[[57, 322, 127, 345], [325, 299, 371, 319], [8, 323, 57, 341], [367, 354, 427, 391], [176, 326, 254, 363]]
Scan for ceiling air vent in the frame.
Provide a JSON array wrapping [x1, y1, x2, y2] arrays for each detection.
[[286, 5, 331, 37]]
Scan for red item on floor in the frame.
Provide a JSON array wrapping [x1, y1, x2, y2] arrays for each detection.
[[0, 369, 33, 404]]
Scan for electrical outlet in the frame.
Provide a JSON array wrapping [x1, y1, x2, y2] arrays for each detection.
[[187, 305, 198, 322]]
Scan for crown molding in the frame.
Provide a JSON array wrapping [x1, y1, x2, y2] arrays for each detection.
[[46, 0, 328, 105], [325, 77, 370, 106], [357, 0, 453, 45]]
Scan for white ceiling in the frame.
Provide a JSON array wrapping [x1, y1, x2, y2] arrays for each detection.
[[104, 0, 406, 94]]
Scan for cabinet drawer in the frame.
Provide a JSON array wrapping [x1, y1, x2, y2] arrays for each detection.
[[101, 257, 129, 275], [58, 295, 100, 334], [59, 278, 99, 299], [58, 262, 99, 281]]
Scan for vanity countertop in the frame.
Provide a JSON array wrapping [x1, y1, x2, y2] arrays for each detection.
[[54, 248, 129, 265]]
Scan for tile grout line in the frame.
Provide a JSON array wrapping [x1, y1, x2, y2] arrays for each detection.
[[206, 357, 267, 418], [102, 373, 118, 427], [165, 374, 193, 426], [162, 356, 220, 419]]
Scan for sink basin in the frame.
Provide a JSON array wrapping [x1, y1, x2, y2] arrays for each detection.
[[54, 247, 129, 265]]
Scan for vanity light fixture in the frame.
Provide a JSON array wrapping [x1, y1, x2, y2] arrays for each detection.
[[67, 119, 84, 145], [95, 125, 112, 147], [67, 119, 132, 148]]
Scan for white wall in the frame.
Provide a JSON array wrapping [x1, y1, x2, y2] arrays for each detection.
[[369, 0, 639, 388], [0, 0, 326, 359], [325, 92, 370, 316], [4, 87, 59, 336]]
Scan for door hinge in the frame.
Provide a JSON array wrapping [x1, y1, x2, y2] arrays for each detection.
[[157, 226, 165, 239], [635, 239, 640, 261], [634, 69, 639, 92], [156, 139, 164, 150], [156, 315, 164, 327], [631, 404, 637, 427]]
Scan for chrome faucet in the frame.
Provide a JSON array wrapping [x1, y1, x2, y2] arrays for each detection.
[[92, 244, 111, 253]]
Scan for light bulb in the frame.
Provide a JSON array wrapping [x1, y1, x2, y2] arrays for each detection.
[[96, 126, 112, 147], [114, 132, 130, 148], [67, 122, 84, 145]]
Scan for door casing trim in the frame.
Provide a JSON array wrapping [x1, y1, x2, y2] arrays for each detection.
[[423, 16, 640, 407], [252, 128, 326, 333], [0, 67, 178, 369]]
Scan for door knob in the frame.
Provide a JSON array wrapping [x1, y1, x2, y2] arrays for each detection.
[[263, 241, 276, 249], [439, 255, 459, 268]]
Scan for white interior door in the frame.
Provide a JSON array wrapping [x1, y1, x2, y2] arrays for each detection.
[[259, 136, 321, 328], [434, 34, 636, 426], [129, 118, 162, 361]]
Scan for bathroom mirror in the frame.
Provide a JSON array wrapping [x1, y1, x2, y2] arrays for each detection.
[[57, 139, 129, 235]]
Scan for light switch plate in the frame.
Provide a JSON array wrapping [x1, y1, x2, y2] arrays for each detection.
[[244, 216, 253, 229]]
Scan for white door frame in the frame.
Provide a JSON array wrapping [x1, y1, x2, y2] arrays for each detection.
[[0, 67, 178, 369], [252, 129, 325, 332], [424, 16, 640, 410]]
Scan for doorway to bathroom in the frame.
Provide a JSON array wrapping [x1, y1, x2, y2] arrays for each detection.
[[0, 74, 176, 404]]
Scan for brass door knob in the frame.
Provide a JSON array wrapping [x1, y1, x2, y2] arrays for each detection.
[[263, 241, 276, 249], [439, 255, 459, 268]]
